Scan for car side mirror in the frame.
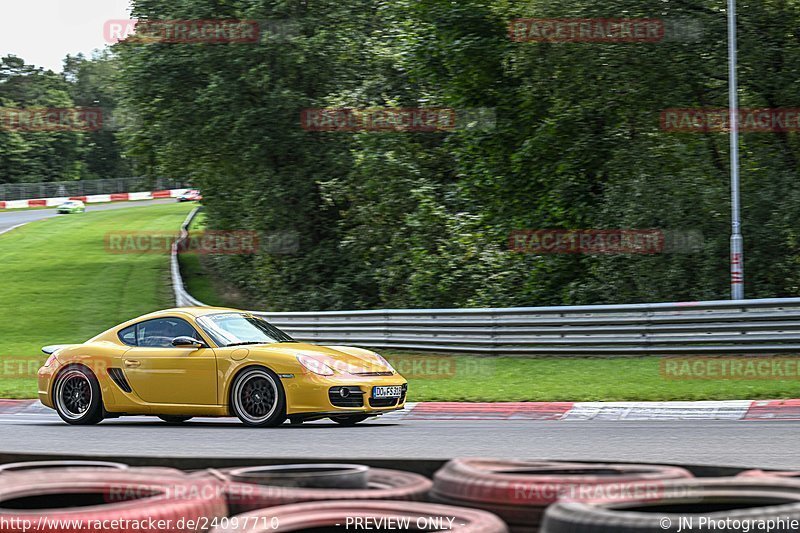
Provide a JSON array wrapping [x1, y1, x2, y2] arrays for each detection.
[[171, 336, 205, 349]]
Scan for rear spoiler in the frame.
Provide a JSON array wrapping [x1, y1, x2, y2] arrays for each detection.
[[41, 344, 75, 355]]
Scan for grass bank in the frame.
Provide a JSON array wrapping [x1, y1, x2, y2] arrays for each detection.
[[0, 203, 193, 398]]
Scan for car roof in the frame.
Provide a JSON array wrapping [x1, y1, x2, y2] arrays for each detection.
[[146, 306, 242, 318]]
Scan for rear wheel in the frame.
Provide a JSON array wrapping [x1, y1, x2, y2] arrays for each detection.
[[230, 367, 286, 427], [158, 415, 193, 424], [53, 366, 103, 425], [331, 414, 371, 426]]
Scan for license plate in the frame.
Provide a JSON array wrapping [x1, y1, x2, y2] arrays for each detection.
[[373, 386, 403, 399]]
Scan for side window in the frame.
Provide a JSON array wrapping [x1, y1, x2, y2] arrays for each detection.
[[118, 325, 137, 346], [135, 318, 202, 348]]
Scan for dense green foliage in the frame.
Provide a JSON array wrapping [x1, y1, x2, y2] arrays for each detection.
[[0, 53, 131, 184], [63, 1, 800, 308]]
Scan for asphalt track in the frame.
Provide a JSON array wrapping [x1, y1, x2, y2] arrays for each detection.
[[0, 199, 176, 233], [0, 407, 797, 469]]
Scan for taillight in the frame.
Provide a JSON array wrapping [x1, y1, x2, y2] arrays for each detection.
[[42, 354, 57, 368]]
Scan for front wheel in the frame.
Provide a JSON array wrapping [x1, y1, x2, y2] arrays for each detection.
[[331, 414, 371, 426], [53, 366, 103, 425], [230, 367, 286, 427]]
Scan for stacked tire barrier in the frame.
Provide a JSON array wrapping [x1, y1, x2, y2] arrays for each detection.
[[430, 459, 694, 532], [3, 459, 800, 532], [211, 501, 509, 533], [0, 465, 226, 533], [540, 478, 800, 533], [199, 464, 433, 513]]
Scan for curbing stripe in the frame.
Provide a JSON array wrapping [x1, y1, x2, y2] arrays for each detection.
[[745, 399, 800, 420], [562, 400, 753, 421], [3, 399, 800, 421], [404, 401, 573, 420]]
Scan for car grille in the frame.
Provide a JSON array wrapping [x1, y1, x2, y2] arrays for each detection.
[[352, 371, 394, 376], [329, 386, 364, 408], [369, 397, 399, 408]]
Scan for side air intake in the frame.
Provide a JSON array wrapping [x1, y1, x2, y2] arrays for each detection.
[[107, 368, 132, 393]]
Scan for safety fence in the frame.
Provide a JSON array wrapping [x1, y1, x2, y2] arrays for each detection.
[[0, 177, 187, 201]]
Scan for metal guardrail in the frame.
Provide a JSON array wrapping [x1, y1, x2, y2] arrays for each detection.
[[171, 207, 205, 307], [172, 210, 800, 355]]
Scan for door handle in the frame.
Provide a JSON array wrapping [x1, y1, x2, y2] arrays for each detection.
[[124, 360, 141, 368]]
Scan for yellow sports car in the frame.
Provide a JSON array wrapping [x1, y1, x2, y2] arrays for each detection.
[[38, 307, 407, 427]]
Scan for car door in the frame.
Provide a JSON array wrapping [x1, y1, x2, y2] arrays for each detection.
[[121, 317, 218, 405]]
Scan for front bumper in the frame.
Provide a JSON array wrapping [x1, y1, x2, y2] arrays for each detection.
[[281, 372, 408, 416]]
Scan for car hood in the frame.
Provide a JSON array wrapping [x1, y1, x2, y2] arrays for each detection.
[[247, 343, 393, 374]]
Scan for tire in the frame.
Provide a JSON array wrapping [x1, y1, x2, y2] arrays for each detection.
[[227, 464, 369, 489], [0, 461, 127, 475], [331, 414, 371, 426], [0, 470, 227, 533], [215, 466, 432, 514], [9, 466, 189, 484], [540, 477, 800, 533], [430, 459, 693, 531], [212, 500, 508, 533], [738, 469, 800, 478], [230, 367, 286, 427], [158, 415, 193, 424], [53, 365, 104, 425]]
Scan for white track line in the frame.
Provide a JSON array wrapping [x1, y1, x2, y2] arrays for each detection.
[[0, 222, 29, 237]]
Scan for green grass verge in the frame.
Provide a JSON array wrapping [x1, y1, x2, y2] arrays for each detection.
[[387, 353, 800, 402], [0, 202, 194, 398]]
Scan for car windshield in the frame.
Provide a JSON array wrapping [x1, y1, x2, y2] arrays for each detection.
[[196, 313, 294, 347]]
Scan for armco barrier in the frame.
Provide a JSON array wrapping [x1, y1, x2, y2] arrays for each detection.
[[172, 207, 206, 307], [173, 210, 800, 355], [0, 188, 190, 209]]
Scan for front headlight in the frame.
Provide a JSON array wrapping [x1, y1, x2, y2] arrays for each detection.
[[297, 354, 335, 376], [370, 351, 396, 373]]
